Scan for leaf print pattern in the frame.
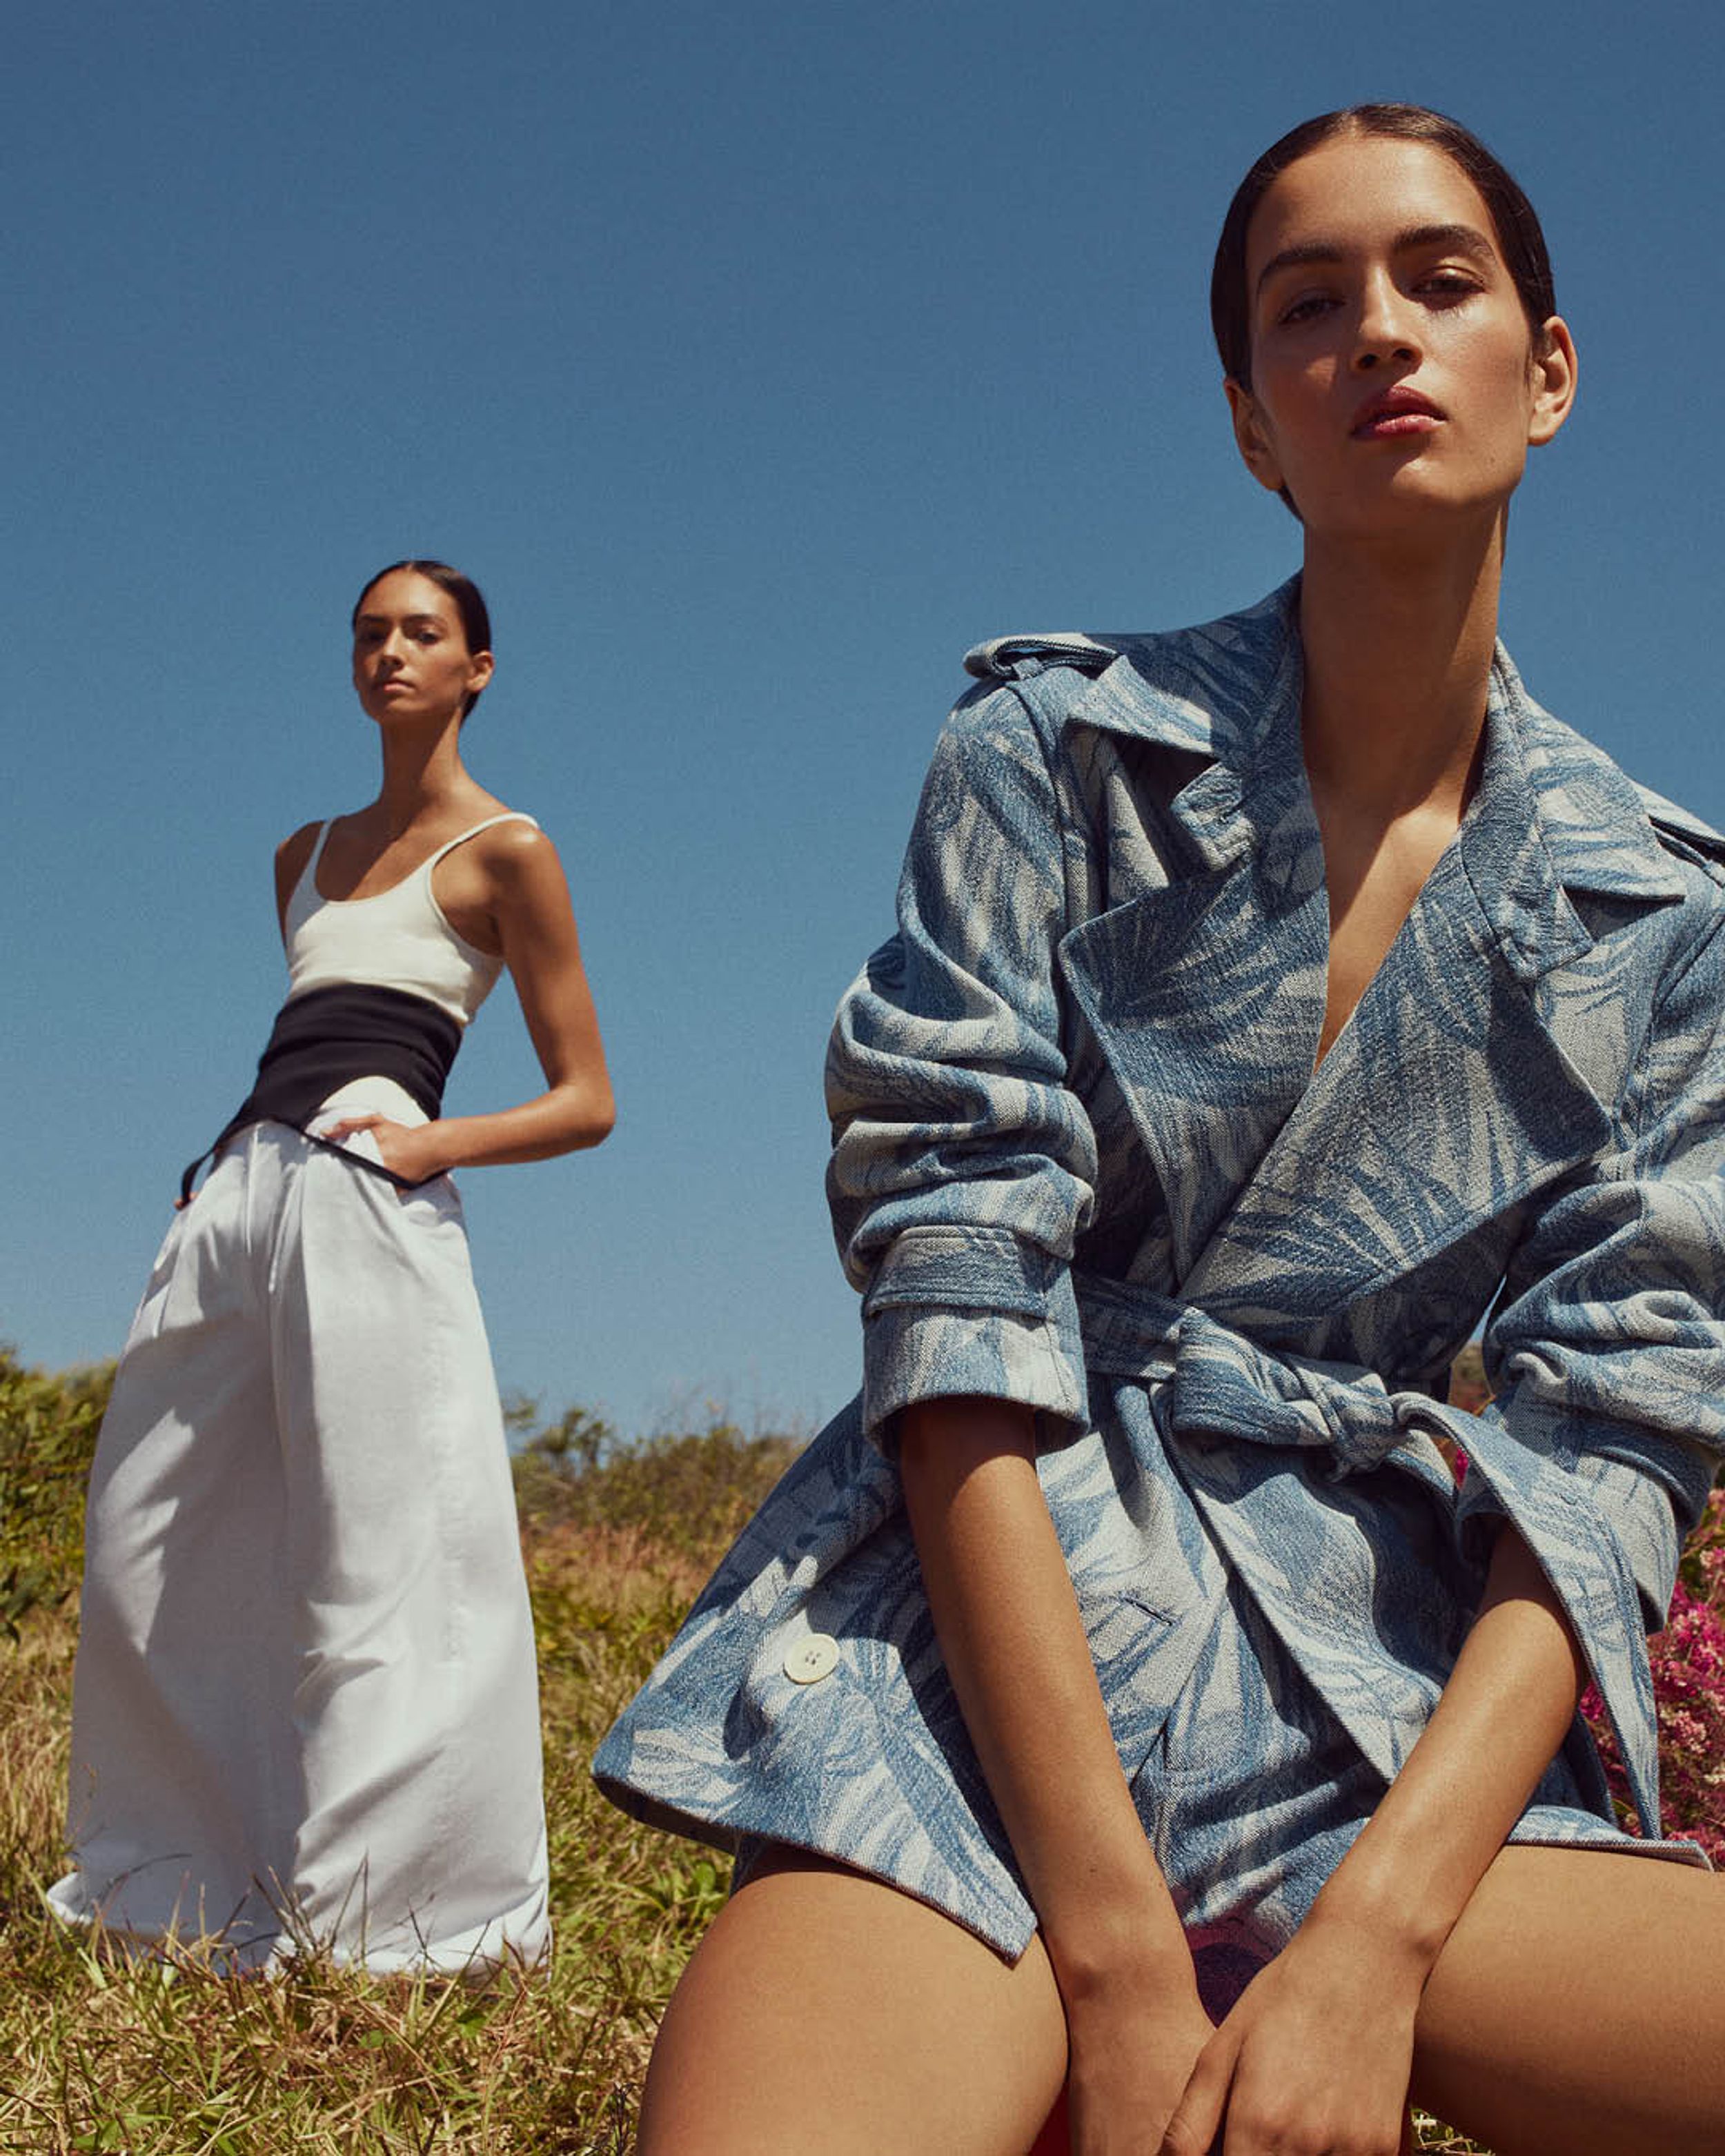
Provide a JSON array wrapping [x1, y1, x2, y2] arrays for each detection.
[[595, 579, 1725, 1955]]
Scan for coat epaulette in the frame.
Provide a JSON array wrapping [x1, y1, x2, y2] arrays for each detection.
[[963, 632, 1119, 682], [1634, 782, 1725, 876]]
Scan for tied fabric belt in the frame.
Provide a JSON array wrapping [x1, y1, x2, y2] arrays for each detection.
[[179, 983, 463, 1202], [1074, 1269, 1461, 1476], [1072, 1267, 1684, 1844]]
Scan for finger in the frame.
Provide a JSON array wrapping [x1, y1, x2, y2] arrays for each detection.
[[322, 1116, 376, 1142], [1162, 2031, 1238, 2156]]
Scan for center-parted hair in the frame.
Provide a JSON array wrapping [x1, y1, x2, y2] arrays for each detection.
[[1210, 104, 1557, 390], [353, 560, 493, 720]]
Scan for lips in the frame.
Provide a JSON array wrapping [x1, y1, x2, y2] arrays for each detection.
[[1352, 386, 1444, 438]]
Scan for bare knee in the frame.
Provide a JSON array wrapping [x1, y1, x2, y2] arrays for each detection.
[[1413, 1846, 1725, 2156]]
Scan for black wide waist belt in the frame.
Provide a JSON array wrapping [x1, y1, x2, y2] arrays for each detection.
[[179, 982, 463, 1201]]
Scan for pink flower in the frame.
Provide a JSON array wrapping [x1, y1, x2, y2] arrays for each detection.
[[1579, 1489, 1725, 1866]]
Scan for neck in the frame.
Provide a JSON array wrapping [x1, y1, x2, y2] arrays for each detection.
[[373, 717, 472, 837], [1297, 513, 1506, 817]]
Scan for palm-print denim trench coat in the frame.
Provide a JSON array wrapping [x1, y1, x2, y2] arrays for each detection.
[[596, 579, 1725, 1957]]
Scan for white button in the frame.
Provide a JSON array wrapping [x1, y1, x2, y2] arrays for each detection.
[[782, 1632, 839, 1684]]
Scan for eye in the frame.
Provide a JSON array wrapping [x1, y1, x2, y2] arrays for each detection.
[[1416, 269, 1483, 302], [1275, 289, 1338, 328]]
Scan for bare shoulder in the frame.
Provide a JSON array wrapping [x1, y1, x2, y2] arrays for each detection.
[[271, 818, 324, 935], [279, 818, 324, 858], [469, 817, 583, 951], [274, 818, 324, 903], [474, 813, 569, 891]]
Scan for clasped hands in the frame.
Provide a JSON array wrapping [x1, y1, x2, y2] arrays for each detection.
[[1066, 1908, 1425, 2156]]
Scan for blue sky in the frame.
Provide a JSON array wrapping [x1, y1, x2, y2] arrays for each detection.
[[8, 0, 1723, 1439]]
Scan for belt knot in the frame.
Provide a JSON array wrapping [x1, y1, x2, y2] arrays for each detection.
[[1075, 1272, 1427, 1476]]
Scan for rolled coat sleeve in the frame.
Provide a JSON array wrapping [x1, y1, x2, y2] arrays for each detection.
[[1455, 905, 1725, 1824], [826, 685, 1098, 1447]]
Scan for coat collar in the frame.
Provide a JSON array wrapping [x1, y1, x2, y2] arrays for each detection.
[[1054, 575, 1689, 937], [1048, 580, 1688, 1315]]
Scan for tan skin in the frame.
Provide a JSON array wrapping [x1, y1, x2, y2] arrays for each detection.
[[636, 135, 1725, 2156], [1223, 137, 1577, 1072], [267, 567, 613, 1185]]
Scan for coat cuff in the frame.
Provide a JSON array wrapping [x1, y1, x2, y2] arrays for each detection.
[[1567, 1452, 1686, 1628], [858, 1226, 1088, 1449], [1455, 1430, 1685, 1631]]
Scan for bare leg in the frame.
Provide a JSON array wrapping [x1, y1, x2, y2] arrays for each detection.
[[637, 1847, 1070, 2156], [1413, 1845, 1725, 2155]]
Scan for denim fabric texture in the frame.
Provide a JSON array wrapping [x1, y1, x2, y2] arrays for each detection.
[[594, 578, 1725, 1958]]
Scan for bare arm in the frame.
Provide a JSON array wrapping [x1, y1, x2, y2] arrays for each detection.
[[1165, 1521, 1586, 2156], [829, 686, 1206, 2141], [900, 1396, 1212, 2148], [1314, 1521, 1586, 1958], [322, 825, 615, 1178]]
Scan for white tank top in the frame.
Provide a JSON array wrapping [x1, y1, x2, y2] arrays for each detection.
[[284, 811, 538, 1027]]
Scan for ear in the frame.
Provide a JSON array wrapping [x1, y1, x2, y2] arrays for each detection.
[[1527, 316, 1577, 448], [466, 649, 496, 698], [1225, 377, 1287, 495]]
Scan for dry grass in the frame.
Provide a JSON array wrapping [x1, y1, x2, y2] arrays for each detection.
[[0, 1525, 697, 2153], [0, 1361, 1491, 2152]]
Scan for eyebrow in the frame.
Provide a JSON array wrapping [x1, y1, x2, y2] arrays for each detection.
[[1254, 222, 1499, 296], [353, 611, 448, 631]]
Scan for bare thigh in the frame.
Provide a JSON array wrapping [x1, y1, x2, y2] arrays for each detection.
[[1412, 1844, 1725, 2156], [636, 1847, 1070, 2156]]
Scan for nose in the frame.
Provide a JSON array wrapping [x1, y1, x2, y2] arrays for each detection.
[[1352, 272, 1420, 373]]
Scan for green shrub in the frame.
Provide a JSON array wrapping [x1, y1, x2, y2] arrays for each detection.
[[0, 1348, 112, 1636], [511, 1405, 799, 1559]]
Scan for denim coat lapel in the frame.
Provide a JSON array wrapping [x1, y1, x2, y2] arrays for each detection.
[[1055, 587, 1688, 1319], [1057, 590, 1330, 1279]]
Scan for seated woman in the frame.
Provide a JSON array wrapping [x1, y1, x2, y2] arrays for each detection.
[[597, 108, 1725, 2153]]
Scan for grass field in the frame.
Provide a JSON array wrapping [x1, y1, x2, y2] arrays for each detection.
[[0, 1351, 1500, 2153]]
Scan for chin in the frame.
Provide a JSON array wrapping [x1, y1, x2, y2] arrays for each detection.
[[1309, 472, 1514, 542]]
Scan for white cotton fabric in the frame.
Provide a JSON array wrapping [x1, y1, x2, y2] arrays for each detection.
[[49, 1089, 549, 1972], [284, 813, 537, 1027]]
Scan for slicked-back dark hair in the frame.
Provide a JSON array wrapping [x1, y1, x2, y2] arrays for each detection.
[[352, 560, 493, 720], [1210, 104, 1556, 390]]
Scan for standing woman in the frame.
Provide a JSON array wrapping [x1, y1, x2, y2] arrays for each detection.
[[52, 560, 614, 1973], [596, 110, 1725, 2153]]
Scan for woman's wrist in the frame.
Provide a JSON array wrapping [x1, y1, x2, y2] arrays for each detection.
[[417, 1120, 460, 1177], [1302, 1852, 1459, 1976], [1056, 1935, 1204, 2027], [410, 1085, 613, 1173], [1041, 1870, 1198, 2008]]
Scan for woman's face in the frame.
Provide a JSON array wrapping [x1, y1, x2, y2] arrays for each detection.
[[1225, 133, 1576, 540], [351, 568, 493, 725]]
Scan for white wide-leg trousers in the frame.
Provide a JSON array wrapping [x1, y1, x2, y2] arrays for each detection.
[[50, 1101, 549, 1972]]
